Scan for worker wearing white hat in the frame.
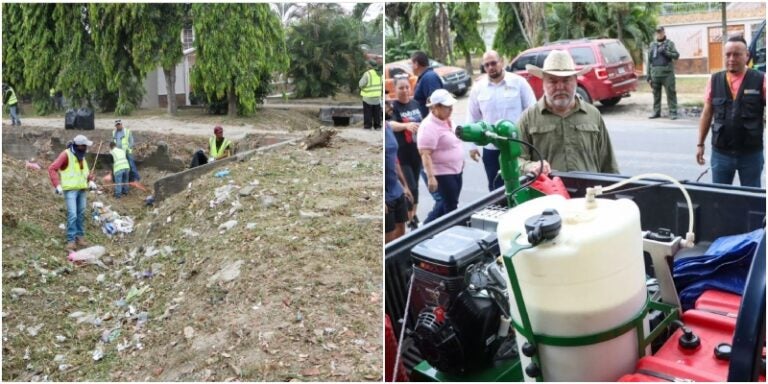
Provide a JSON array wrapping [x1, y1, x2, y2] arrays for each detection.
[[48, 134, 99, 251]]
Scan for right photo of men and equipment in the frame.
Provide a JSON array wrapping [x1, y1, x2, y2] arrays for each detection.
[[383, 2, 765, 382]]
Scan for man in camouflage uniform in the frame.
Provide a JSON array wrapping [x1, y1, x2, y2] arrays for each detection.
[[648, 26, 680, 120]]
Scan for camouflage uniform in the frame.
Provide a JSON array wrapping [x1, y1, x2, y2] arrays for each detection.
[[647, 38, 680, 117]]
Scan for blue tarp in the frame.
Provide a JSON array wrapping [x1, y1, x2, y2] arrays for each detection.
[[673, 228, 765, 310]]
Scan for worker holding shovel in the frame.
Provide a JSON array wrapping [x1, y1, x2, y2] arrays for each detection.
[[48, 134, 99, 251]]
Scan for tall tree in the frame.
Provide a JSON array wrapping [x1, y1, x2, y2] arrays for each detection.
[[412, 3, 452, 64], [2, 4, 29, 99], [89, 4, 149, 115], [287, 14, 365, 97], [448, 3, 485, 73], [191, 3, 287, 117], [493, 3, 528, 60], [131, 4, 187, 116]]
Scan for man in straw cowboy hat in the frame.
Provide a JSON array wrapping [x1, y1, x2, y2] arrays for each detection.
[[517, 50, 619, 175]]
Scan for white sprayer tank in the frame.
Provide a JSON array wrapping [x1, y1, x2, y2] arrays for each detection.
[[497, 194, 648, 382]]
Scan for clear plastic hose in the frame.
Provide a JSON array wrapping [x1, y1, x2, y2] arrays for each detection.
[[586, 173, 695, 247]]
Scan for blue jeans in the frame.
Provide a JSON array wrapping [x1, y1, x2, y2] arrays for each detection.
[[711, 148, 764, 188], [64, 189, 87, 242], [483, 148, 504, 191], [420, 169, 442, 203], [114, 169, 129, 197], [9, 105, 20, 125], [425, 173, 463, 224], [127, 154, 140, 181]]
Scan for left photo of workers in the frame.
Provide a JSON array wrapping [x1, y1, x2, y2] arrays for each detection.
[[2, 2, 384, 381]]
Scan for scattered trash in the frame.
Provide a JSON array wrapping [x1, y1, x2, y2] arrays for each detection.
[[261, 195, 276, 208], [125, 286, 150, 302], [214, 169, 231, 178], [136, 312, 148, 327], [145, 195, 155, 206], [239, 186, 256, 197], [54, 354, 66, 362], [58, 223, 66, 230], [184, 326, 195, 339], [27, 324, 43, 337], [218, 220, 238, 232], [23, 347, 30, 360], [182, 228, 200, 238], [96, 274, 105, 283], [92, 346, 104, 361], [144, 246, 160, 258], [211, 184, 237, 207], [90, 201, 134, 236], [160, 246, 174, 257], [55, 335, 67, 342], [295, 311, 303, 323], [207, 260, 244, 286], [67, 246, 106, 264], [58, 364, 73, 372], [353, 214, 380, 223], [246, 223, 257, 230], [25, 161, 41, 170], [101, 328, 121, 343], [299, 210, 323, 219], [10, 288, 28, 297]]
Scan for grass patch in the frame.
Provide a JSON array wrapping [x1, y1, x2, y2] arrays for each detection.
[[635, 76, 709, 94]]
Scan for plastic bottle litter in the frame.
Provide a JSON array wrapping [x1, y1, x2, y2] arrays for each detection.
[[145, 195, 155, 206], [218, 220, 238, 232], [214, 169, 231, 178], [67, 246, 106, 263]]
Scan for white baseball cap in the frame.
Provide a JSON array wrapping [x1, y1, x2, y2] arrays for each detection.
[[426, 89, 458, 107], [72, 135, 93, 146]]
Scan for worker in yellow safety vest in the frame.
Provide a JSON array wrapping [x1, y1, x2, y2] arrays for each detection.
[[48, 134, 98, 251], [359, 61, 382, 130], [3, 83, 21, 126], [112, 119, 141, 182], [189, 125, 233, 168], [209, 125, 232, 161], [110, 141, 130, 198]]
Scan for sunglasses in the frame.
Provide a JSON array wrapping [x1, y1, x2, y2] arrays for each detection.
[[483, 61, 498, 68]]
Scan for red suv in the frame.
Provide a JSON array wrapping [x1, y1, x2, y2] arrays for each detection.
[[506, 39, 637, 106]]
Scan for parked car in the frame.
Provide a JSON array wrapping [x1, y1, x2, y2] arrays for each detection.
[[749, 20, 766, 73], [384, 59, 472, 102], [506, 38, 638, 106]]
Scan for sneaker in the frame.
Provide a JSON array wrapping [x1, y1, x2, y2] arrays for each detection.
[[648, 114, 661, 119], [76, 237, 89, 248], [65, 242, 77, 251]]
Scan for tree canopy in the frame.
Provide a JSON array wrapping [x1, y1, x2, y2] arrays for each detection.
[[287, 13, 365, 98], [191, 4, 287, 117]]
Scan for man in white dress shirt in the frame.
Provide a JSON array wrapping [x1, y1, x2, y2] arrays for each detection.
[[467, 50, 537, 191]]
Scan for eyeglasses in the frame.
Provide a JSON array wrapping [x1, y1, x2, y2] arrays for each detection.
[[483, 61, 498, 68]]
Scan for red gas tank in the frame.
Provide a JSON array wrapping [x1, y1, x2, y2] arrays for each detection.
[[530, 174, 570, 199], [694, 289, 741, 317]]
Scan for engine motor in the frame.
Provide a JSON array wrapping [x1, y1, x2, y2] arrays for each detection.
[[409, 226, 514, 375]]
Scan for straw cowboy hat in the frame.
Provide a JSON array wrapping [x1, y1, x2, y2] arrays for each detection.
[[526, 50, 591, 78]]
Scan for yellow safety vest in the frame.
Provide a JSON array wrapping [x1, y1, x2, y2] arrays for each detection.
[[360, 69, 382, 98], [209, 136, 232, 159], [6, 87, 17, 105], [50, 88, 55, 97], [112, 128, 132, 154], [60, 149, 89, 191], [111, 148, 130, 172]]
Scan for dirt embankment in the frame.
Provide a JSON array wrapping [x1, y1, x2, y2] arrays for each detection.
[[2, 111, 383, 381]]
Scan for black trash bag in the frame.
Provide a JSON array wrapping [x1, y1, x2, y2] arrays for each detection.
[[65, 109, 77, 129], [75, 108, 95, 130]]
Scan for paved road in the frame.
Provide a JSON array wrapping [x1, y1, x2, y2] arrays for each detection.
[[415, 94, 764, 221]]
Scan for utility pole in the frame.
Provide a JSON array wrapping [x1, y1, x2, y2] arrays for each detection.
[[721, 2, 727, 71]]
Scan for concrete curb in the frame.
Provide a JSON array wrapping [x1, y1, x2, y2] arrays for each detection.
[[152, 137, 300, 203]]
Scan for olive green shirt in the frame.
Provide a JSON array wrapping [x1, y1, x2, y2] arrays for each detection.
[[518, 97, 619, 174]]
